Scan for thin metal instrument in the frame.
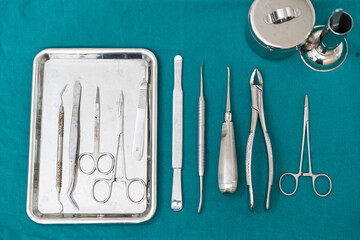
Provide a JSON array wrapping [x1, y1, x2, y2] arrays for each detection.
[[78, 87, 115, 175], [171, 55, 183, 211], [56, 84, 67, 213], [279, 95, 332, 197], [67, 81, 81, 210], [245, 68, 273, 210], [198, 63, 205, 213], [132, 79, 148, 161], [92, 92, 146, 203], [218, 67, 238, 194]]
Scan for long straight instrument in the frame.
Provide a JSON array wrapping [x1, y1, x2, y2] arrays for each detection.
[[171, 55, 183, 211]]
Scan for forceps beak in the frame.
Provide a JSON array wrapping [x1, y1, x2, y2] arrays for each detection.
[[304, 95, 309, 122], [250, 68, 263, 86], [118, 91, 124, 134]]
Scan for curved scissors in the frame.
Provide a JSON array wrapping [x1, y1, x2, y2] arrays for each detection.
[[279, 95, 332, 197], [79, 87, 115, 175], [92, 92, 146, 203]]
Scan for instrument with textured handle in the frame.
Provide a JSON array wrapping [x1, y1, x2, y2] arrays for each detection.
[[198, 63, 205, 213], [56, 85, 67, 213]]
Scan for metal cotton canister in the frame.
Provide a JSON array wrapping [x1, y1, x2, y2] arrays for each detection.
[[247, 0, 315, 60]]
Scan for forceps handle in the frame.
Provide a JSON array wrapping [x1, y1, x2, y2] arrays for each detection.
[[279, 172, 299, 196], [279, 172, 332, 197], [312, 174, 332, 197], [245, 132, 255, 210], [263, 131, 273, 210]]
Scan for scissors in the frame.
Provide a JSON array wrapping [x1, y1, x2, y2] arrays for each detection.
[[92, 92, 147, 203], [79, 87, 115, 175], [279, 95, 332, 197]]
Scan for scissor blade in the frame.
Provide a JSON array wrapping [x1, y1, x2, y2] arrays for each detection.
[[93, 87, 100, 151]]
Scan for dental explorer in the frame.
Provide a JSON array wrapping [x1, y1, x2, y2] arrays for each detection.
[[218, 67, 238, 194], [245, 68, 273, 210], [198, 62, 205, 213], [67, 81, 81, 210], [171, 55, 183, 211], [56, 84, 67, 213]]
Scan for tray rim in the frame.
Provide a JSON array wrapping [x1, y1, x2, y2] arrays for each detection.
[[26, 48, 158, 224]]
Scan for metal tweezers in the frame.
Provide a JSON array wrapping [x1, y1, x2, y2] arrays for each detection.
[[245, 68, 273, 211]]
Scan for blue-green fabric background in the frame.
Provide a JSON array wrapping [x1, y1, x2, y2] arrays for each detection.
[[0, 0, 359, 239]]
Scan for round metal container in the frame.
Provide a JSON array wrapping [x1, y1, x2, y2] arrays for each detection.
[[247, 0, 315, 60]]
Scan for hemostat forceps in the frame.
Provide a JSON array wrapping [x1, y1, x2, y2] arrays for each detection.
[[245, 68, 273, 211], [279, 95, 332, 197], [92, 92, 146, 203]]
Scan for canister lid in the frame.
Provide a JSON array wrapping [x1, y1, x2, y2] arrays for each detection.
[[249, 0, 315, 50]]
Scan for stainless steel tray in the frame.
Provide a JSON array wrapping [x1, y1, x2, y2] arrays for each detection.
[[27, 48, 157, 224]]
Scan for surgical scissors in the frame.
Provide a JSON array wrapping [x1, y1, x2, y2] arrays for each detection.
[[245, 68, 273, 210], [79, 87, 115, 175], [92, 92, 146, 203], [279, 95, 332, 197]]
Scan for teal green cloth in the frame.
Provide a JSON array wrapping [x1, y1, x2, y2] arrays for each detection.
[[1, 0, 360, 239]]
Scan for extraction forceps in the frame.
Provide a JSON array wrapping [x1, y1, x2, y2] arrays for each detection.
[[92, 92, 146, 203], [67, 81, 81, 210], [79, 87, 115, 175], [55, 85, 67, 213], [245, 68, 273, 210], [279, 95, 332, 197]]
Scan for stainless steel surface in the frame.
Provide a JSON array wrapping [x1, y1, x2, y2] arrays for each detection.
[[78, 87, 115, 176], [132, 79, 148, 161], [171, 55, 183, 211], [27, 48, 157, 224], [245, 68, 273, 210], [198, 62, 205, 213], [56, 85, 67, 213], [279, 95, 332, 197], [300, 9, 353, 72], [92, 92, 146, 203], [248, 0, 315, 60], [67, 81, 81, 210], [218, 67, 238, 194]]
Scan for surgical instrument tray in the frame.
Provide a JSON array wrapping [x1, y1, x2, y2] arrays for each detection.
[[27, 48, 157, 224]]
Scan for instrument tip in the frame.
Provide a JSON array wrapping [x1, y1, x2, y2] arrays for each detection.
[[226, 67, 231, 113], [200, 62, 204, 96], [60, 84, 68, 105], [198, 177, 203, 213], [96, 87, 100, 103], [175, 55, 183, 62]]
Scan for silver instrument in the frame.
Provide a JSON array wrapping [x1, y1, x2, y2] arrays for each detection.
[[300, 9, 353, 72], [279, 95, 332, 197], [198, 63, 205, 213], [218, 67, 238, 194], [67, 81, 81, 210], [132, 79, 148, 161], [245, 68, 273, 210], [92, 92, 146, 203], [56, 85, 67, 213], [79, 87, 115, 175], [171, 55, 183, 211]]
